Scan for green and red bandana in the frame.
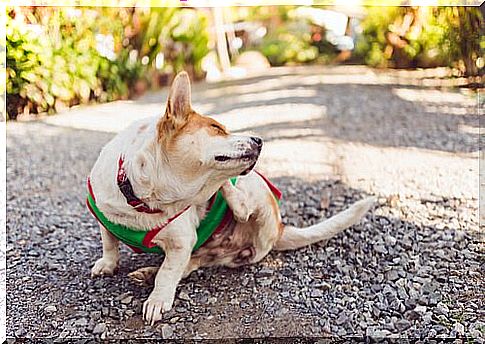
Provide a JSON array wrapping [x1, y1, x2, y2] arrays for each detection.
[[87, 169, 282, 254]]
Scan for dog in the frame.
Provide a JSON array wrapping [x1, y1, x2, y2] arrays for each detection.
[[87, 71, 375, 325]]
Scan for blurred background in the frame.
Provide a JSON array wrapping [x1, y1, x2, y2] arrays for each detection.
[[5, 3, 483, 120]]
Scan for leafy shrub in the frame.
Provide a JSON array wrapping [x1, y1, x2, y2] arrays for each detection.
[[260, 23, 318, 66], [6, 7, 210, 119], [354, 6, 483, 75]]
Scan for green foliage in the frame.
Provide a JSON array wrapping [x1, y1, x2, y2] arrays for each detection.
[[165, 9, 210, 76], [6, 7, 210, 119], [260, 23, 318, 66], [354, 6, 483, 74]]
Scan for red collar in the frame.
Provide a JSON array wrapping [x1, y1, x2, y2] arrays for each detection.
[[117, 156, 164, 214]]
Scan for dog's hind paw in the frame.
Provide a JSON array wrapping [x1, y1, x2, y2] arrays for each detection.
[[128, 266, 158, 286]]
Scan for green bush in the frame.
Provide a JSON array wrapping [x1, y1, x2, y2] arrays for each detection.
[[6, 7, 210, 119], [354, 6, 483, 75], [260, 23, 318, 66]]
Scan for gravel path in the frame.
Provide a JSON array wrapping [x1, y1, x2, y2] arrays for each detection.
[[6, 66, 482, 339]]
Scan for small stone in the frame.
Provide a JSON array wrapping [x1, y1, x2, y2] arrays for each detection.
[[386, 270, 399, 281], [310, 289, 323, 298], [15, 327, 26, 337], [115, 292, 131, 301], [366, 326, 392, 337], [428, 293, 441, 305], [385, 235, 397, 246], [436, 302, 449, 315], [404, 310, 420, 321], [257, 267, 274, 277], [75, 318, 88, 326], [275, 308, 289, 317], [453, 323, 465, 336], [394, 319, 411, 332], [179, 292, 191, 301], [414, 305, 427, 315], [335, 314, 348, 325], [258, 278, 272, 287], [44, 305, 57, 315], [92, 323, 106, 335], [91, 310, 102, 320], [374, 244, 388, 254], [161, 324, 174, 339], [121, 296, 133, 304]]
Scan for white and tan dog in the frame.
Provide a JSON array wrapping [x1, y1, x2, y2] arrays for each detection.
[[88, 71, 375, 325]]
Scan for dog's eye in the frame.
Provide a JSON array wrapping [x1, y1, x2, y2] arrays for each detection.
[[211, 124, 225, 134]]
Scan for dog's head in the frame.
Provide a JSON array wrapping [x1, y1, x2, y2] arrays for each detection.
[[155, 71, 262, 199]]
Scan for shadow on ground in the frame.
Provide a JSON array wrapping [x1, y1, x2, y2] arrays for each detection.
[[138, 67, 478, 154]]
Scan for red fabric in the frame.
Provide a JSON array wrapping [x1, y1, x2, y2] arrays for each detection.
[[254, 170, 282, 200], [86, 197, 99, 222], [88, 178, 145, 254], [141, 206, 191, 248], [127, 245, 144, 253], [211, 208, 234, 237], [117, 155, 163, 214], [87, 178, 96, 202], [117, 156, 125, 183]]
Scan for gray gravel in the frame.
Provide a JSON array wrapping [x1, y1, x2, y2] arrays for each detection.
[[6, 66, 483, 340]]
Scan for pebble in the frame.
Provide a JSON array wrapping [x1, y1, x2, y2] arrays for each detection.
[[310, 289, 323, 298], [436, 302, 449, 315], [414, 305, 427, 315], [178, 292, 191, 301], [74, 318, 88, 326], [161, 324, 174, 339], [366, 327, 392, 337], [453, 322, 465, 336], [121, 296, 133, 304], [44, 305, 57, 315], [92, 323, 106, 335], [15, 327, 26, 337], [385, 270, 399, 281], [394, 319, 411, 332]]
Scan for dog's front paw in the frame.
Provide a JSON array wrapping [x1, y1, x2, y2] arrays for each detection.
[[91, 257, 118, 277], [143, 292, 174, 325]]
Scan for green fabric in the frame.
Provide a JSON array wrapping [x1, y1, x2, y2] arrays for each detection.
[[87, 178, 237, 253]]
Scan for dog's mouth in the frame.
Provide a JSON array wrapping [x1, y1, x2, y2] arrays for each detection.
[[214, 152, 259, 175], [240, 160, 257, 175]]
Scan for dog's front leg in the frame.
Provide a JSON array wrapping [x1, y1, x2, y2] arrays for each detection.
[[143, 224, 196, 325], [91, 224, 120, 277]]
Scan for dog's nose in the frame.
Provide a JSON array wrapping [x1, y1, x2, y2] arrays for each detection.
[[251, 136, 263, 147]]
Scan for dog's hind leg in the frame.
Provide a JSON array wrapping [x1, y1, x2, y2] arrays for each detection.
[[128, 257, 201, 286], [221, 180, 253, 222]]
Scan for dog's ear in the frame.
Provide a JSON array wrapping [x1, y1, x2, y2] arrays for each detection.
[[165, 71, 192, 124], [158, 71, 192, 142]]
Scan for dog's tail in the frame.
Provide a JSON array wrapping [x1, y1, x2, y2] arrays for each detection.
[[273, 196, 376, 251]]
